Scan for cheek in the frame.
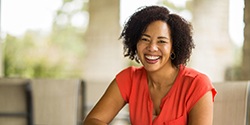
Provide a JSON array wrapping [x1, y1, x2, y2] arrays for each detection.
[[136, 43, 145, 52], [165, 46, 171, 51], [162, 45, 172, 54]]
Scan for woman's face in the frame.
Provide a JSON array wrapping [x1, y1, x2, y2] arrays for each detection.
[[136, 20, 173, 72]]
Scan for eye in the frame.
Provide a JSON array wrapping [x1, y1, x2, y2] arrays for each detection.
[[158, 40, 167, 43], [140, 38, 150, 42]]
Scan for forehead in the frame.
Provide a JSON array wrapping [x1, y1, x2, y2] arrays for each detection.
[[143, 20, 171, 37]]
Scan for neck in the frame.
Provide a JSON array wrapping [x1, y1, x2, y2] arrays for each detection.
[[147, 65, 179, 89]]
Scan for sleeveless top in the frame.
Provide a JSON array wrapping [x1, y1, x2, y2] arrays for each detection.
[[116, 65, 217, 125]]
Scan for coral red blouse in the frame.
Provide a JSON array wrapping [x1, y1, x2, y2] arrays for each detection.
[[116, 65, 217, 125]]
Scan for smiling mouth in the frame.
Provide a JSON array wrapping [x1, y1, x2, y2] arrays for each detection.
[[144, 55, 160, 64], [145, 55, 160, 60]]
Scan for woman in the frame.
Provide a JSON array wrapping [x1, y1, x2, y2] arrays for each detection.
[[84, 5, 217, 125]]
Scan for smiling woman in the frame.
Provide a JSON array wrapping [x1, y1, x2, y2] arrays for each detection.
[[83, 5, 217, 125]]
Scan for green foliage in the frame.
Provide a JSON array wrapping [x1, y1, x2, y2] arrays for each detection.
[[3, 33, 82, 78], [2, 0, 88, 79]]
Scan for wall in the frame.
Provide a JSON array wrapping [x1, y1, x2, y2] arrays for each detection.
[[83, 0, 127, 109], [190, 0, 235, 82]]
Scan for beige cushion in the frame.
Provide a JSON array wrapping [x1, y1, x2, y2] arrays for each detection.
[[31, 79, 84, 125], [0, 78, 32, 125], [213, 81, 250, 125]]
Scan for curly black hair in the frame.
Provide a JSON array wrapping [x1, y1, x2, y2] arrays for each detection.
[[119, 5, 195, 67]]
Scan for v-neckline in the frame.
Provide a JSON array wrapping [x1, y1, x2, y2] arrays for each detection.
[[142, 66, 183, 120]]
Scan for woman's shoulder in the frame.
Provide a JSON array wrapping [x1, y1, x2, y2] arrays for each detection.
[[116, 66, 144, 78], [119, 66, 144, 74], [181, 65, 210, 82], [182, 65, 207, 77]]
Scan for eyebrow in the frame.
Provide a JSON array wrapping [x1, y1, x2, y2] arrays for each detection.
[[141, 34, 169, 40]]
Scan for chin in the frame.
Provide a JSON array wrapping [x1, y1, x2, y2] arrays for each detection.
[[143, 65, 161, 72]]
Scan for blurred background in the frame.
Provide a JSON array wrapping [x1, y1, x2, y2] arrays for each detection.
[[0, 0, 249, 124]]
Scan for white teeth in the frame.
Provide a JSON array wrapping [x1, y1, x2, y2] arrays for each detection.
[[145, 55, 160, 60]]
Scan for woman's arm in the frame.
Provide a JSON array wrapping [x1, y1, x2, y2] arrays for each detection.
[[83, 79, 126, 125], [188, 91, 214, 125]]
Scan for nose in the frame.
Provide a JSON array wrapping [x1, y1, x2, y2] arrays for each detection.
[[147, 42, 158, 52]]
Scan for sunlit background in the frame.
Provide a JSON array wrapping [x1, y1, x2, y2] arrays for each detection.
[[0, 0, 249, 124], [0, 0, 246, 78], [1, 0, 244, 45]]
